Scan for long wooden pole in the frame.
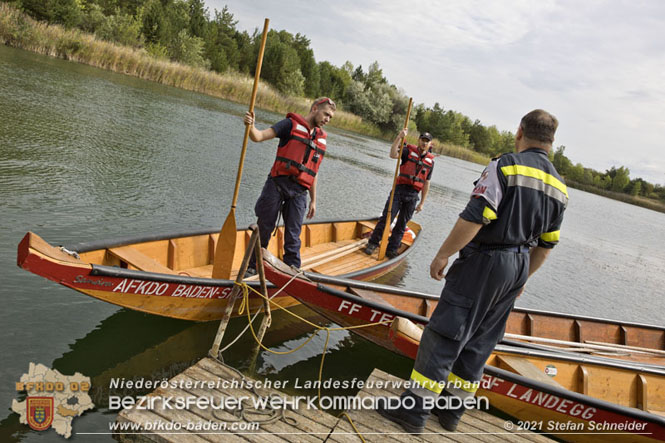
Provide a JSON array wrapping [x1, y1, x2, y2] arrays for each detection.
[[378, 98, 413, 260], [212, 19, 270, 279], [209, 225, 260, 359]]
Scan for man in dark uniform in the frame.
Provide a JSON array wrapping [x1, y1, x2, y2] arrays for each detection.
[[243, 98, 336, 275], [378, 109, 568, 433], [364, 129, 435, 258]]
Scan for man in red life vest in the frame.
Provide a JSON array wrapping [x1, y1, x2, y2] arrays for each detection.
[[243, 97, 336, 275], [364, 130, 435, 258]]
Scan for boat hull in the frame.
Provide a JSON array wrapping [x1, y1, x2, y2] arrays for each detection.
[[262, 250, 665, 441], [17, 219, 421, 321]]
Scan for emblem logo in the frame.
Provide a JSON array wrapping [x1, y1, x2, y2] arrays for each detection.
[[27, 397, 54, 431]]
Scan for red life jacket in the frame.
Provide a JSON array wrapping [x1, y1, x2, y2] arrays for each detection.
[[397, 144, 434, 191], [269, 113, 327, 189]]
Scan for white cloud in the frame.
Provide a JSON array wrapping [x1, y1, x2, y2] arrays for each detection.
[[205, 0, 665, 184]]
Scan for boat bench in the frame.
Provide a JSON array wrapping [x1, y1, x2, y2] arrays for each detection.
[[108, 246, 176, 275]]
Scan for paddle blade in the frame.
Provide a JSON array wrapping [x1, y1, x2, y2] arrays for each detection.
[[212, 210, 237, 279]]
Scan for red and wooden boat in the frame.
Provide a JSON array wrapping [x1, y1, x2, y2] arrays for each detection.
[[262, 250, 665, 441], [392, 318, 665, 442], [261, 249, 665, 366], [16, 218, 421, 321]]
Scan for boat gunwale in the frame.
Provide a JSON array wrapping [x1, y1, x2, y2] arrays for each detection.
[[317, 279, 665, 374], [304, 272, 439, 300], [67, 217, 385, 253], [493, 343, 665, 376], [267, 260, 665, 375], [309, 276, 665, 333], [286, 261, 665, 332], [484, 362, 665, 427], [315, 282, 430, 324], [60, 216, 419, 286]]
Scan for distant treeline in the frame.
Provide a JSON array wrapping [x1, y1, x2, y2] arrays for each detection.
[[552, 147, 665, 206], [3, 0, 664, 209]]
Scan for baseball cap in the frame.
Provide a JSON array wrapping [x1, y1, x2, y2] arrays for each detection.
[[420, 132, 433, 141]]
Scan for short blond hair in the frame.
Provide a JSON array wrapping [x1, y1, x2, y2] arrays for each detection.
[[311, 97, 336, 111]]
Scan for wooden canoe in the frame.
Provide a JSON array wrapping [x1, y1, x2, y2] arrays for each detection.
[[392, 319, 665, 442], [261, 250, 665, 366], [16, 218, 421, 321], [262, 250, 665, 441]]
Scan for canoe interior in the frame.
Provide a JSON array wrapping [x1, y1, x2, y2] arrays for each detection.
[[487, 351, 665, 418], [329, 283, 665, 357], [391, 319, 665, 417], [75, 219, 421, 279], [506, 310, 665, 352]]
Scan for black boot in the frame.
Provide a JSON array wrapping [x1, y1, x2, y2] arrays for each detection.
[[376, 391, 429, 434], [431, 392, 466, 432]]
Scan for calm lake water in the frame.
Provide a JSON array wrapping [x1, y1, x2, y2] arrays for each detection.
[[1, 44, 664, 441]]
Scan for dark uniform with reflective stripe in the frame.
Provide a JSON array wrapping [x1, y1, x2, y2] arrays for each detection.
[[410, 147, 568, 418]]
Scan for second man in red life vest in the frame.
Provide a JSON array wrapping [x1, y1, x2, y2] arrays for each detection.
[[364, 130, 435, 258], [243, 98, 336, 276]]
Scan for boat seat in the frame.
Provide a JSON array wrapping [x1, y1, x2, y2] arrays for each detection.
[[347, 287, 392, 307], [496, 355, 563, 388], [108, 246, 176, 275]]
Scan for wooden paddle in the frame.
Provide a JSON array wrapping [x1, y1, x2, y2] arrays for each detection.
[[212, 18, 270, 279], [378, 98, 413, 260]]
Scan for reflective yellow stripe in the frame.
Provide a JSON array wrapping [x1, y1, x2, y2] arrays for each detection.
[[447, 372, 479, 393], [410, 369, 443, 394], [540, 230, 560, 242], [501, 165, 568, 197], [482, 206, 497, 221]]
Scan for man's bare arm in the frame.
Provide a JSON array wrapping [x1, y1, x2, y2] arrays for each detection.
[[244, 111, 277, 142], [528, 246, 551, 277], [430, 218, 483, 280], [390, 128, 408, 159]]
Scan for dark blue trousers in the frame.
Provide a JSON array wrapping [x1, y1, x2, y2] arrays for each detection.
[[368, 186, 419, 253], [410, 245, 529, 402], [251, 176, 308, 268]]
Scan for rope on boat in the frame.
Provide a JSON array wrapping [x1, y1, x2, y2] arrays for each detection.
[[231, 279, 391, 443], [220, 269, 306, 353]]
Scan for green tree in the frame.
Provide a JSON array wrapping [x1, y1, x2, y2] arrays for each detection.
[[607, 166, 630, 193], [138, 0, 166, 45], [317, 61, 351, 103], [204, 6, 239, 72], [81, 3, 106, 33], [48, 0, 83, 28], [552, 146, 572, 176], [292, 33, 319, 97], [468, 120, 491, 154], [169, 28, 208, 67], [261, 30, 304, 95], [187, 0, 208, 39], [568, 163, 585, 183], [97, 10, 142, 46], [628, 179, 642, 196]]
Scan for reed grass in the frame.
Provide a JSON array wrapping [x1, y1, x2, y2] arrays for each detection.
[[0, 3, 380, 136], [0, 3, 493, 168], [565, 180, 665, 213]]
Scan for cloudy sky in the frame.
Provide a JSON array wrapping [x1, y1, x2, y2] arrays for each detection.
[[206, 0, 665, 185]]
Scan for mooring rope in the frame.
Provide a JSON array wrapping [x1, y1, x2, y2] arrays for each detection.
[[232, 279, 392, 443], [219, 269, 304, 353]]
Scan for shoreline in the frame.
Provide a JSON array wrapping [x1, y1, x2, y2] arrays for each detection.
[[2, 3, 663, 214]]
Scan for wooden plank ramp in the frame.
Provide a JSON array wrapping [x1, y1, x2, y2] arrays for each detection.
[[114, 360, 551, 442]]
